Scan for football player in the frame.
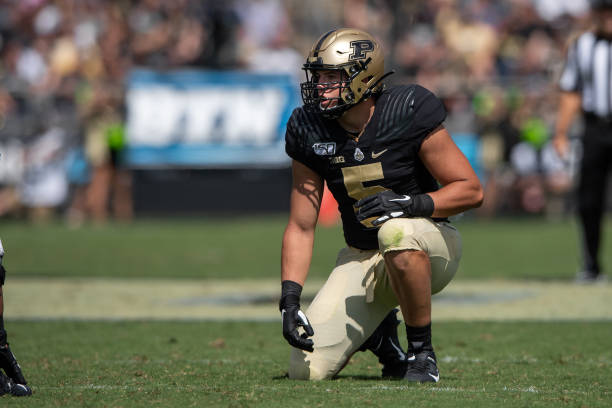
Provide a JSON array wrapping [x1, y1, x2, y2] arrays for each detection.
[[280, 28, 483, 382], [0, 238, 32, 396]]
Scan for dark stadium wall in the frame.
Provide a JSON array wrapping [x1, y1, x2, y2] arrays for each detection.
[[131, 168, 292, 215]]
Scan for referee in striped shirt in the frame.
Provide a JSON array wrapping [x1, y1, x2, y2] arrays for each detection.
[[555, 0, 612, 282]]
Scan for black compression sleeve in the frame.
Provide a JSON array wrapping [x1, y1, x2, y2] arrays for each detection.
[[279, 280, 303, 311], [411, 194, 435, 217]]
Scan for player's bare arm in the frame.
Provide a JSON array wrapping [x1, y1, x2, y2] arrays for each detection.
[[279, 160, 322, 352], [281, 160, 323, 285], [418, 126, 484, 218]]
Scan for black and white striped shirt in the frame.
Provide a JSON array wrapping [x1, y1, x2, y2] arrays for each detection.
[[560, 31, 612, 118]]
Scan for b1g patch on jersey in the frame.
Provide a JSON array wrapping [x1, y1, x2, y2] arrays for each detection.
[[331, 155, 345, 164], [313, 142, 336, 156]]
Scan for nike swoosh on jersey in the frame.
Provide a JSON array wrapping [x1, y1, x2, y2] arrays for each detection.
[[371, 149, 388, 158]]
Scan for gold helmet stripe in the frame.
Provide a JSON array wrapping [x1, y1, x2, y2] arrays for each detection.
[[313, 29, 336, 58]]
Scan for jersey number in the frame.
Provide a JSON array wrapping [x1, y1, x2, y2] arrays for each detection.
[[341, 163, 388, 228]]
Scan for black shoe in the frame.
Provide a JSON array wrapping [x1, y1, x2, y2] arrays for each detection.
[[0, 372, 31, 397], [575, 271, 607, 284], [359, 309, 408, 378], [381, 359, 408, 379], [403, 349, 439, 383]]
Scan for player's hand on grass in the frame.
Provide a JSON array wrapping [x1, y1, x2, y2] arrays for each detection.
[[355, 191, 434, 226], [279, 280, 314, 352]]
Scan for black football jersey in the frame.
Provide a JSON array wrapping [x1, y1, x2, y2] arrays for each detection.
[[285, 84, 446, 250]]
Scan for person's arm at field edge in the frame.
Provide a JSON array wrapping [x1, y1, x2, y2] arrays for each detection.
[[553, 91, 581, 158]]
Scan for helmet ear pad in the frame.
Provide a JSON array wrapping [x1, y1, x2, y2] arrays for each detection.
[[344, 59, 381, 104]]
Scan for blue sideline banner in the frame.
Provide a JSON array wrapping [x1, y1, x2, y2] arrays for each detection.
[[125, 69, 300, 167]]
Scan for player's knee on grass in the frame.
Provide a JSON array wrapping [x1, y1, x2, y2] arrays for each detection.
[[288, 353, 324, 380], [287, 333, 356, 380], [288, 348, 334, 380]]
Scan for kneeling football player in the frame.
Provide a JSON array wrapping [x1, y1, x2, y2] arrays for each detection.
[[279, 28, 482, 382]]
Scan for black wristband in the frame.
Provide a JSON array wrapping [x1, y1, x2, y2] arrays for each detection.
[[411, 194, 435, 217], [279, 280, 303, 311]]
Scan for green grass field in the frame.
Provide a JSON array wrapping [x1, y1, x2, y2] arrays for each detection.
[[1, 216, 608, 280], [5, 320, 612, 407], [1, 216, 611, 407]]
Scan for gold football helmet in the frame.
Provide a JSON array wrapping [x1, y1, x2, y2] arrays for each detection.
[[300, 28, 393, 119]]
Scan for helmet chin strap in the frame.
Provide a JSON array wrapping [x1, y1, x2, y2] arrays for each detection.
[[321, 101, 352, 120]]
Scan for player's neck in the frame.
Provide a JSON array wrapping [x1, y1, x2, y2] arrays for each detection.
[[337, 99, 375, 137]]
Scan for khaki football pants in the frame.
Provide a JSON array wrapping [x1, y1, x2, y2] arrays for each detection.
[[288, 217, 462, 380]]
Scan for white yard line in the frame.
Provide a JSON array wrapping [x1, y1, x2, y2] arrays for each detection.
[[5, 278, 612, 321], [30, 383, 611, 396]]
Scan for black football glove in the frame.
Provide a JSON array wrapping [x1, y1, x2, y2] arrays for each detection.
[[0, 329, 31, 396], [0, 372, 31, 396], [354, 191, 434, 227], [279, 280, 314, 352], [0, 344, 28, 386]]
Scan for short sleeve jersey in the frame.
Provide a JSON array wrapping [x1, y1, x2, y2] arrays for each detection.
[[285, 84, 446, 250], [559, 31, 612, 117]]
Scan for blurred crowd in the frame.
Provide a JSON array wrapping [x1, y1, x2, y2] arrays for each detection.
[[0, 0, 595, 223]]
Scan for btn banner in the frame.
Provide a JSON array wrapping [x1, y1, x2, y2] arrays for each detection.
[[125, 69, 300, 167]]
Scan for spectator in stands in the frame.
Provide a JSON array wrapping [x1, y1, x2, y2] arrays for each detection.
[[82, 81, 132, 223], [0, 0, 596, 220]]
